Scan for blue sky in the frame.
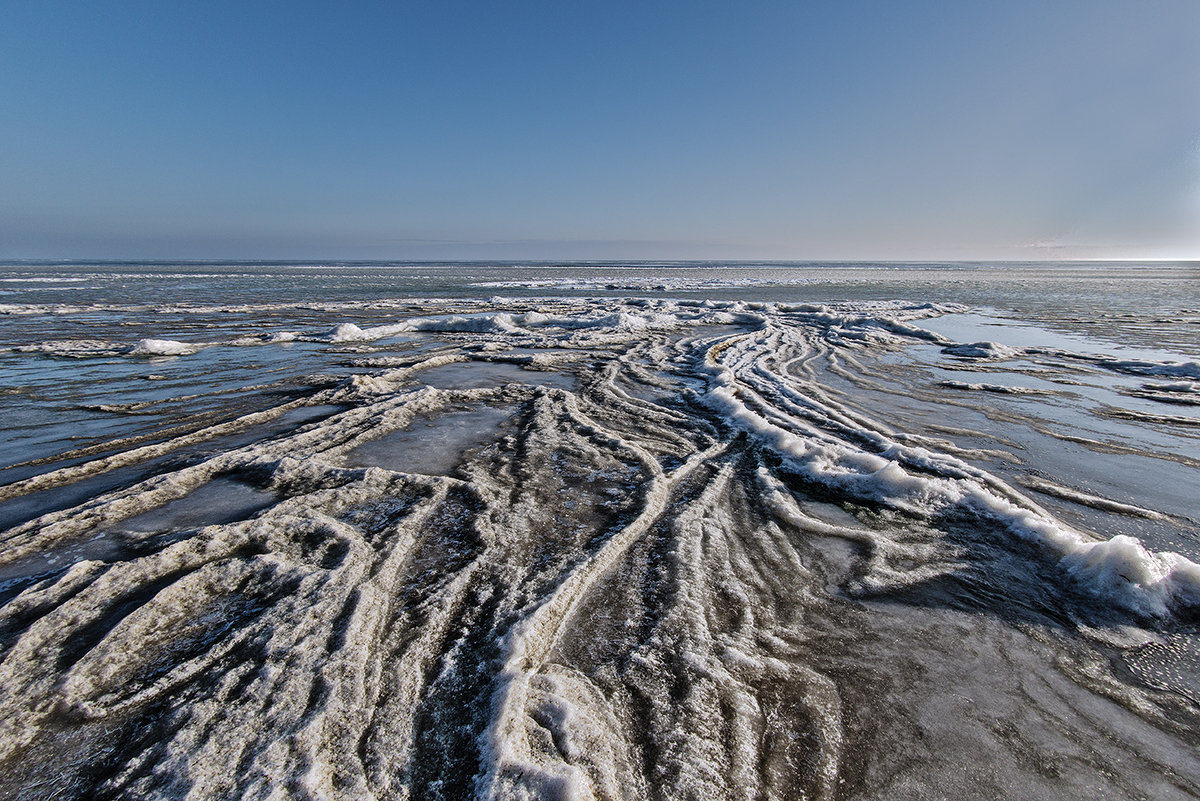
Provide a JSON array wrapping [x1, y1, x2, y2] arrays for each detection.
[[2, 0, 1197, 260]]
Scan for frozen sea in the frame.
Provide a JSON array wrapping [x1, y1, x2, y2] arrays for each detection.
[[0, 260, 1198, 800]]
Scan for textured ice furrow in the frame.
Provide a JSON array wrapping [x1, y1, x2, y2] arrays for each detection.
[[701, 319, 1200, 618], [360, 548, 493, 799], [0, 352, 507, 519], [648, 466, 781, 800], [0, 376, 511, 798], [84, 476, 471, 798], [0, 383, 512, 568], [268, 478, 488, 801], [0, 523, 269, 756], [576, 367, 709, 462], [0, 394, 321, 505], [475, 425, 726, 800], [692, 468, 843, 801], [84, 521, 371, 795], [605, 464, 847, 801]]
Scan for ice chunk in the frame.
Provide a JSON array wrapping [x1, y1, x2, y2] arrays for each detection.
[[941, 341, 1021, 360], [131, 338, 200, 356]]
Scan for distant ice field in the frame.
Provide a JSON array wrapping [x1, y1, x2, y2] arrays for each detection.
[[0, 261, 1197, 800]]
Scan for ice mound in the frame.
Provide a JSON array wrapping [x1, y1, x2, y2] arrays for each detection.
[[409, 314, 523, 334], [330, 322, 370, 341], [12, 339, 126, 357], [937, 380, 1057, 395], [1104, 359, 1200, 379], [1150, 380, 1200, 393], [941, 341, 1021, 360], [1061, 536, 1200, 619], [325, 308, 690, 345], [131, 338, 201, 356], [1122, 380, 1200, 406], [330, 315, 522, 342]]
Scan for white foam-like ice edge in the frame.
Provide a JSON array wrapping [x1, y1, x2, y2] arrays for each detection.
[[8, 337, 208, 358], [131, 338, 202, 356], [0, 277, 90, 284], [700, 344, 1200, 620], [1104, 359, 1200, 380], [941, 341, 1022, 360], [1143, 380, 1200, 393], [325, 299, 957, 341], [469, 276, 826, 291], [327, 308, 697, 342], [938, 380, 1058, 396]]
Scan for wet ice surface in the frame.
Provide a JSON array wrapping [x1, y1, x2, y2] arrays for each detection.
[[919, 309, 1193, 364], [344, 405, 514, 475], [116, 476, 276, 533], [0, 477, 276, 601], [418, 360, 576, 391], [1, 264, 1199, 801]]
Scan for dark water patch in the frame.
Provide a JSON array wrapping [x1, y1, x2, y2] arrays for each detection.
[[860, 507, 1098, 629], [0, 534, 121, 606], [920, 310, 1192, 365], [0, 347, 341, 474]]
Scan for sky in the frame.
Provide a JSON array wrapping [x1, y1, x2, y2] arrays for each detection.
[[1, 0, 1198, 261]]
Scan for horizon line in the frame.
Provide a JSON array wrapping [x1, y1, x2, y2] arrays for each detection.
[[2, 257, 1197, 265]]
